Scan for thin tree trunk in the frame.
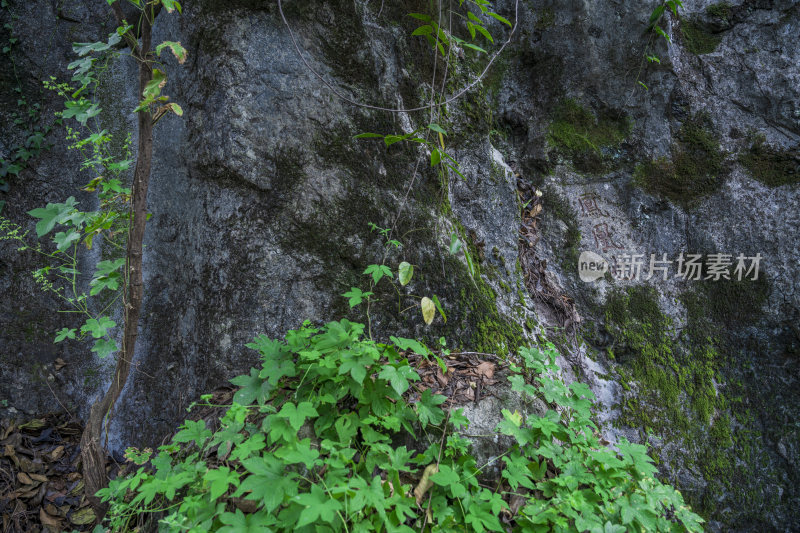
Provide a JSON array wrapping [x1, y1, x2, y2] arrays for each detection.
[[80, 7, 154, 515]]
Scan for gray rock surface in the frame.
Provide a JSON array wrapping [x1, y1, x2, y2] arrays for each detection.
[[1, 0, 798, 529]]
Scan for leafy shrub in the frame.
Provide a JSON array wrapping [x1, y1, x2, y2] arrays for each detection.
[[97, 320, 703, 532]]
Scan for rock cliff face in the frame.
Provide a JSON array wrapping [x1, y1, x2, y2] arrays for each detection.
[[1, 0, 798, 530]]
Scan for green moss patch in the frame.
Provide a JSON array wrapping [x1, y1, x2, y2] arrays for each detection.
[[680, 18, 722, 55], [547, 99, 631, 174], [706, 2, 732, 21], [634, 113, 724, 208], [739, 136, 800, 187], [535, 7, 555, 30], [699, 275, 770, 326]]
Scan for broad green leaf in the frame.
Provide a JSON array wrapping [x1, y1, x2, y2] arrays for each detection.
[[230, 368, 272, 405], [398, 261, 413, 286], [81, 316, 116, 338], [54, 327, 76, 343], [205, 466, 239, 500], [378, 365, 419, 396], [364, 264, 392, 284], [275, 438, 319, 468], [53, 230, 80, 251], [28, 197, 77, 237], [91, 338, 117, 358], [343, 287, 372, 308], [430, 464, 459, 486], [173, 419, 212, 445], [416, 389, 445, 427], [277, 401, 318, 431], [428, 123, 447, 135]]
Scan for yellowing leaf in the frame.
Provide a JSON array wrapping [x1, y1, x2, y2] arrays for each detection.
[[398, 261, 413, 286], [421, 297, 435, 325]]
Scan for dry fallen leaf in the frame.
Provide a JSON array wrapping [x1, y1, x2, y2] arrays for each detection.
[[476, 361, 495, 379], [413, 464, 438, 506], [17, 471, 34, 484], [54, 358, 67, 371], [49, 445, 65, 461], [39, 507, 62, 532]]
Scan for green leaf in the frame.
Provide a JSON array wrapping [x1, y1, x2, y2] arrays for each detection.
[[354, 132, 384, 139], [205, 466, 239, 500], [431, 295, 447, 323], [173, 419, 212, 446], [654, 25, 671, 43], [54, 328, 77, 343], [81, 316, 116, 338], [649, 4, 665, 24], [463, 43, 488, 54], [390, 336, 430, 356], [294, 484, 343, 526], [378, 364, 419, 396], [155, 40, 187, 63], [449, 233, 462, 255], [474, 24, 494, 43], [142, 68, 167, 101], [237, 455, 292, 511], [230, 368, 272, 405], [398, 261, 413, 286], [28, 197, 78, 237], [411, 25, 433, 37], [364, 264, 392, 284], [91, 338, 117, 358], [416, 389, 446, 427], [488, 11, 512, 27], [160, 0, 182, 13], [276, 401, 318, 431], [428, 123, 447, 135], [274, 438, 319, 468], [430, 464, 459, 486], [343, 287, 372, 308], [53, 230, 80, 251], [430, 148, 442, 166]]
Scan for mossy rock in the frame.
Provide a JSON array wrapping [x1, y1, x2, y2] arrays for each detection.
[[547, 99, 631, 174], [543, 188, 581, 274], [700, 276, 770, 326], [706, 2, 732, 22], [634, 113, 725, 208], [680, 18, 722, 55], [739, 136, 800, 187]]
